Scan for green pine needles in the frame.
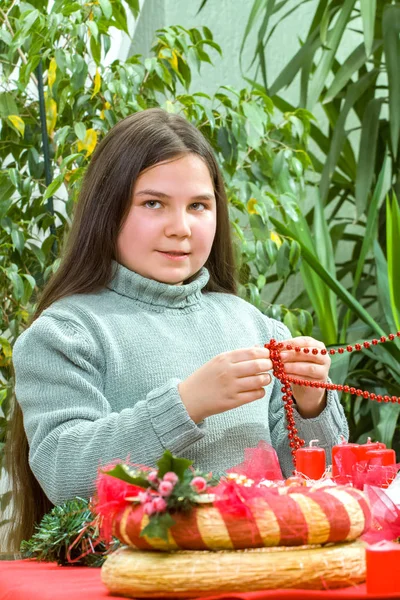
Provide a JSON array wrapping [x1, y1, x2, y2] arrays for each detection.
[[20, 497, 120, 567]]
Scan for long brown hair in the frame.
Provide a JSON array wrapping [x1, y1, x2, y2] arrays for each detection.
[[5, 108, 238, 551]]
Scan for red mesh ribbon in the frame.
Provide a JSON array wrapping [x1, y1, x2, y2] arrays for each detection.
[[94, 462, 149, 542], [333, 458, 400, 490], [353, 462, 399, 490], [227, 441, 284, 483], [362, 483, 400, 544]]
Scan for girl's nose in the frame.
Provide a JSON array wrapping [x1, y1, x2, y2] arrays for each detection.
[[165, 210, 191, 237]]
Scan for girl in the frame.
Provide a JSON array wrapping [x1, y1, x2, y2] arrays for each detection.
[[8, 108, 348, 548]]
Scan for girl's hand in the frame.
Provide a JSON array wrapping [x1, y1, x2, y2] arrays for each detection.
[[279, 336, 330, 418], [178, 347, 273, 423]]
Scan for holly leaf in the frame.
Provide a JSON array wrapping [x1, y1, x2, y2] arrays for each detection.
[[156, 450, 193, 481], [140, 513, 176, 541], [103, 464, 150, 488]]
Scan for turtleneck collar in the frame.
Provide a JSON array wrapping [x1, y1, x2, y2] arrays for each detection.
[[107, 261, 210, 309]]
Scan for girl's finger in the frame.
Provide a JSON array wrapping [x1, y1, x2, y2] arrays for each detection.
[[279, 350, 330, 365], [233, 358, 273, 378], [283, 361, 328, 381], [283, 336, 325, 349]]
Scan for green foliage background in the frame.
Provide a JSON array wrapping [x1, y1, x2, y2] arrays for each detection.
[[1, 0, 400, 533]]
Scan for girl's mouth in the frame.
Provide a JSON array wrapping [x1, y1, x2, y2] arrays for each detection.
[[157, 251, 190, 261]]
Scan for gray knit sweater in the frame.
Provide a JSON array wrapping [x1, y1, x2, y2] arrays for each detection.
[[13, 262, 348, 504]]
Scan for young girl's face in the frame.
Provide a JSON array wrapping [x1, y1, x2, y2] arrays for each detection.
[[117, 153, 217, 285]]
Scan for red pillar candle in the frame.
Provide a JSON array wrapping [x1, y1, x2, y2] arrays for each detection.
[[366, 448, 396, 466], [331, 442, 359, 483], [356, 438, 386, 462], [365, 449, 397, 488], [295, 440, 326, 480], [366, 541, 400, 594]]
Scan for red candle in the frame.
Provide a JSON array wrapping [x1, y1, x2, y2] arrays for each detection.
[[356, 438, 386, 462], [331, 442, 359, 483], [366, 541, 400, 593], [295, 440, 326, 480], [365, 449, 397, 488], [366, 448, 396, 466]]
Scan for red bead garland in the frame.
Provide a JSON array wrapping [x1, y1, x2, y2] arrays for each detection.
[[265, 331, 400, 469]]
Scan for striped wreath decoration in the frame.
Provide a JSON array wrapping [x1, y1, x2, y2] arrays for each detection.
[[111, 485, 370, 551]]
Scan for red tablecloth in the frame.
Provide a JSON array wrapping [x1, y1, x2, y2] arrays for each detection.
[[1, 560, 400, 600]]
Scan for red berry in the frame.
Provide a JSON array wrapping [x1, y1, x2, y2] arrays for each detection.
[[321, 349, 327, 355], [384, 395, 390, 403], [329, 349, 336, 355], [363, 391, 369, 398], [377, 395, 383, 402], [294, 347, 301, 352], [312, 348, 318, 355], [303, 348, 310, 354], [363, 341, 370, 349], [372, 339, 378, 345], [343, 386, 350, 393], [389, 334, 395, 341], [355, 344, 362, 351], [346, 346, 353, 352], [380, 336, 387, 343], [338, 348, 344, 354]]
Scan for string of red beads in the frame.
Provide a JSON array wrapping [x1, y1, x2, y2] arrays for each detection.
[[265, 331, 400, 469]]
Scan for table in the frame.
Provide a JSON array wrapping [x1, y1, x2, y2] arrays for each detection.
[[1, 560, 400, 600]]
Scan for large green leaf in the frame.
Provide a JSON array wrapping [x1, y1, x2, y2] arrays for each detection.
[[341, 158, 387, 339], [374, 241, 398, 334], [240, 0, 273, 71], [270, 217, 386, 337], [253, 0, 276, 89], [355, 98, 383, 217], [269, 31, 320, 97], [313, 192, 337, 325], [360, 0, 377, 57], [382, 4, 400, 158], [307, 0, 356, 110], [354, 157, 387, 291], [323, 40, 381, 103], [319, 69, 379, 203], [386, 194, 400, 331]]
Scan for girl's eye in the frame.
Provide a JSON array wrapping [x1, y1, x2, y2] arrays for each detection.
[[144, 200, 162, 209], [143, 201, 207, 211]]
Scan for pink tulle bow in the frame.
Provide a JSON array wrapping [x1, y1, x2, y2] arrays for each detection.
[[227, 440, 284, 482]]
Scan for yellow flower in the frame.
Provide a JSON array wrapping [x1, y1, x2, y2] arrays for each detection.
[[48, 58, 57, 91], [77, 129, 98, 157], [270, 231, 282, 248], [247, 198, 259, 215], [91, 68, 101, 98]]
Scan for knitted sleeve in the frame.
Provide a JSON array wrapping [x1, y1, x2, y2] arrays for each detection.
[[267, 320, 349, 478], [12, 314, 205, 505]]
